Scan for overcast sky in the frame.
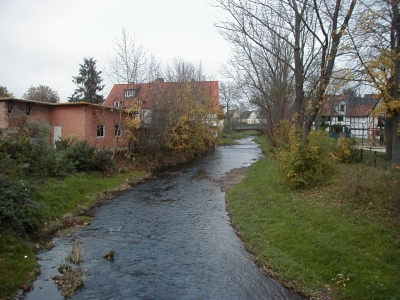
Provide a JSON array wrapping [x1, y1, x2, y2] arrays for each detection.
[[0, 0, 231, 102]]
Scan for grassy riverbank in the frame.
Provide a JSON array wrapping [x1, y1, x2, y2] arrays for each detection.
[[0, 169, 147, 298], [226, 138, 400, 299], [219, 130, 261, 145]]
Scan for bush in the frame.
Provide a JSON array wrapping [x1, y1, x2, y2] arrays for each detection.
[[61, 138, 113, 172], [277, 129, 335, 189], [0, 124, 62, 178], [333, 137, 359, 163], [0, 132, 115, 179], [0, 175, 41, 236]]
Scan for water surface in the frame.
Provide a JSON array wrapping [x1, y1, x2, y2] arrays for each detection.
[[27, 138, 302, 300]]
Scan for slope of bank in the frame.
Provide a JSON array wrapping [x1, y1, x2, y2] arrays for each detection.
[[225, 147, 399, 299]]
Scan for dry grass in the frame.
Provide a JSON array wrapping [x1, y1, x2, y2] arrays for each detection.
[[66, 241, 84, 265]]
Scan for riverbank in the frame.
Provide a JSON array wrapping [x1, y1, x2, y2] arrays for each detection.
[[0, 150, 204, 299], [224, 141, 400, 299]]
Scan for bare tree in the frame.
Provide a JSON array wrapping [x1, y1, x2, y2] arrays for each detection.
[[164, 57, 208, 82], [107, 28, 154, 158], [219, 81, 241, 130], [220, 24, 295, 145], [108, 28, 148, 84], [215, 0, 357, 143]]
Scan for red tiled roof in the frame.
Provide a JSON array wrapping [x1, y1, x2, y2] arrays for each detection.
[[105, 80, 219, 110]]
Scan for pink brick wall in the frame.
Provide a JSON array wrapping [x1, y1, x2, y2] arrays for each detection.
[[50, 105, 130, 149], [0, 100, 51, 138], [0, 100, 130, 150]]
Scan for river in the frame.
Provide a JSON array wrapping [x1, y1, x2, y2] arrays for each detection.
[[25, 137, 302, 300]]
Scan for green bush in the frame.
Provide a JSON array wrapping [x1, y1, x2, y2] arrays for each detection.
[[0, 176, 41, 236], [277, 129, 335, 189], [0, 132, 115, 178], [0, 124, 61, 178], [61, 138, 113, 172]]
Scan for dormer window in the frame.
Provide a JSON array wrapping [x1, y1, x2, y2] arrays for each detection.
[[124, 89, 137, 98]]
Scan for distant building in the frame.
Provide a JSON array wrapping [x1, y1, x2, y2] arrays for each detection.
[[225, 109, 240, 123], [320, 94, 382, 143], [240, 110, 259, 124]]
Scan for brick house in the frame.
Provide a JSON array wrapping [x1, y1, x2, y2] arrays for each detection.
[[105, 78, 219, 117], [0, 98, 130, 149], [104, 79, 221, 151]]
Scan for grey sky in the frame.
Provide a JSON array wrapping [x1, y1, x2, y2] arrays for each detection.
[[0, 0, 230, 102]]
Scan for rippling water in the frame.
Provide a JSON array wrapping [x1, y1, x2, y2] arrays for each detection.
[[26, 138, 302, 300]]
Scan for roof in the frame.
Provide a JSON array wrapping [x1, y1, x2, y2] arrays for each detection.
[[321, 94, 379, 117], [105, 80, 219, 110], [240, 110, 256, 119], [0, 98, 117, 111]]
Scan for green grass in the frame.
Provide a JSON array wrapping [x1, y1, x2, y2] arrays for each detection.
[[0, 232, 39, 298], [219, 130, 262, 145], [0, 169, 146, 298], [226, 157, 400, 299], [33, 171, 145, 221]]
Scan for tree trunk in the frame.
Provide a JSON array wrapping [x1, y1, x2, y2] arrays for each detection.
[[385, 115, 394, 161], [391, 113, 400, 165]]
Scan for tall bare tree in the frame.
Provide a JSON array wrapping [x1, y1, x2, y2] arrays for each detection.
[[215, 0, 357, 143], [164, 57, 208, 82], [108, 28, 162, 157]]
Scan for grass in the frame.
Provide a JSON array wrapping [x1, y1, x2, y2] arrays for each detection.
[[33, 171, 146, 223], [219, 130, 262, 145], [0, 169, 146, 298], [226, 154, 400, 299], [67, 241, 84, 265], [0, 232, 39, 298]]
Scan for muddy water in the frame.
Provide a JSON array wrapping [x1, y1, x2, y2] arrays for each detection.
[[26, 138, 302, 300]]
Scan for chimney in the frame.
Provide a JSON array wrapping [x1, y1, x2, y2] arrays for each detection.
[[155, 78, 164, 83]]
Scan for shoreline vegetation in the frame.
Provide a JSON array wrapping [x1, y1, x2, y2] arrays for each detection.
[[1, 131, 399, 299], [224, 134, 399, 299]]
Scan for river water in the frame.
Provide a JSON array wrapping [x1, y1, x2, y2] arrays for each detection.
[[26, 137, 302, 300]]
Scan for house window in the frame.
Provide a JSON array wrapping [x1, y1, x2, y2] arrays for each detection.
[[97, 124, 105, 138], [114, 101, 120, 108], [340, 104, 345, 112], [114, 124, 122, 137], [338, 116, 344, 121], [124, 89, 137, 98]]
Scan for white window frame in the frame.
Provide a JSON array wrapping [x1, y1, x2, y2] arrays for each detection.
[[97, 124, 105, 138], [124, 89, 137, 98]]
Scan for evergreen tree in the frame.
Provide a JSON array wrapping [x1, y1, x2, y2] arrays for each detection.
[[69, 57, 105, 104]]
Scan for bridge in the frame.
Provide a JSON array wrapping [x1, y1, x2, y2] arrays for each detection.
[[230, 124, 264, 132]]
